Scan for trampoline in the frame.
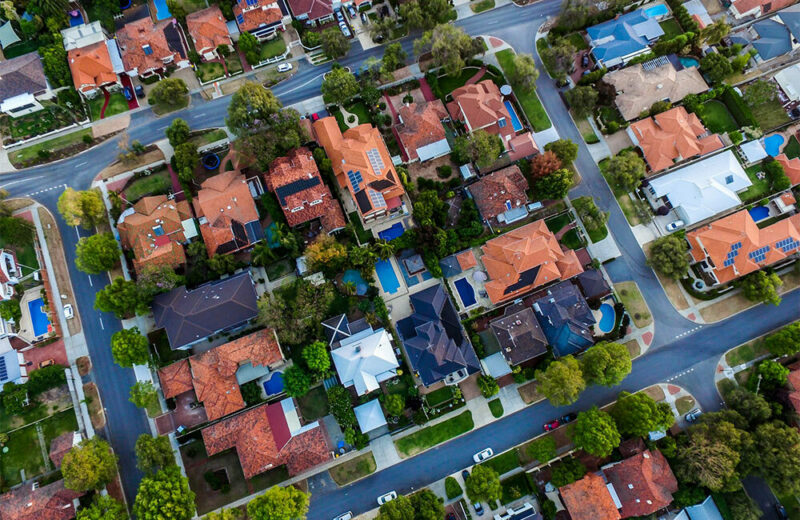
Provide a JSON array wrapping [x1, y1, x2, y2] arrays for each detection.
[[202, 153, 220, 170]]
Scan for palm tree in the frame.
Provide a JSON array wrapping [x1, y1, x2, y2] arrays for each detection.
[[373, 240, 394, 261], [342, 281, 357, 296], [274, 222, 300, 257], [251, 242, 275, 267]]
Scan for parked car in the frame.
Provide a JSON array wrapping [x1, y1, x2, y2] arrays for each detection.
[[776, 504, 789, 519], [277, 63, 293, 73], [377, 491, 397, 505], [335, 8, 344, 21], [123, 86, 132, 100], [666, 220, 685, 232], [311, 112, 320, 121], [473, 448, 493, 463], [472, 502, 484, 515], [39, 359, 55, 368], [560, 413, 577, 424], [361, 11, 368, 23], [333, 512, 353, 520], [340, 22, 351, 37], [582, 53, 589, 68], [134, 84, 145, 98], [63, 304, 74, 319], [543, 419, 560, 431], [347, 5, 356, 18], [461, 469, 470, 481], [685, 408, 702, 422]]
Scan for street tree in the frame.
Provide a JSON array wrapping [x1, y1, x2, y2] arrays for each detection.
[[205, 509, 243, 520], [75, 233, 119, 274], [320, 28, 350, 58], [535, 355, 585, 406], [744, 422, 800, 496], [648, 235, 689, 280], [283, 365, 311, 398], [700, 53, 732, 84], [94, 277, 151, 318], [571, 407, 621, 457], [530, 151, 562, 178], [507, 53, 539, 92], [410, 489, 445, 520], [535, 168, 573, 200], [564, 86, 598, 118], [740, 270, 783, 306], [550, 457, 586, 487], [226, 82, 284, 135], [174, 141, 199, 184], [755, 359, 789, 389], [321, 66, 360, 106], [110, 327, 149, 368], [544, 139, 578, 165], [399, 0, 455, 30], [414, 24, 484, 76], [58, 188, 105, 228], [465, 464, 502, 503], [129, 381, 159, 411], [540, 38, 576, 81], [606, 151, 645, 193], [77, 495, 128, 520], [381, 43, 407, 78], [302, 340, 330, 377], [135, 434, 175, 474], [369, 17, 395, 43], [580, 341, 632, 387], [611, 391, 675, 437], [165, 118, 191, 147], [723, 386, 771, 427], [764, 322, 800, 356], [526, 436, 557, 463], [247, 485, 310, 520], [673, 419, 748, 492], [384, 394, 405, 417], [62, 438, 118, 491], [377, 494, 414, 520], [743, 78, 777, 106], [134, 466, 195, 520], [149, 78, 188, 106]]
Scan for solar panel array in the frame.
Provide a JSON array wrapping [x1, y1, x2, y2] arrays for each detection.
[[369, 189, 386, 208], [776, 237, 800, 253], [236, 13, 244, 23], [749, 245, 771, 263], [348, 170, 363, 192], [246, 0, 258, 6], [366, 148, 385, 173], [0, 356, 8, 382]]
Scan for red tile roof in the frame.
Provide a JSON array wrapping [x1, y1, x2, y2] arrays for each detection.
[[116, 17, 181, 75], [456, 250, 477, 270], [0, 481, 81, 520], [468, 165, 529, 224], [233, 0, 283, 33], [775, 153, 800, 186], [560, 472, 621, 520], [395, 101, 449, 162], [186, 6, 232, 55], [730, 0, 794, 16], [604, 450, 678, 518], [447, 80, 515, 140], [286, 0, 332, 20], [48, 432, 77, 468], [158, 358, 193, 398], [788, 365, 800, 413], [67, 41, 117, 93], [507, 132, 539, 161]]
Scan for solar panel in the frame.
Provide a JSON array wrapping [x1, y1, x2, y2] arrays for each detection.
[[366, 148, 385, 173], [236, 13, 244, 23], [347, 170, 363, 192], [748, 246, 770, 259], [726, 250, 738, 259], [0, 356, 8, 382], [142, 44, 153, 55], [369, 189, 386, 208], [246, 0, 258, 6], [723, 258, 735, 267]]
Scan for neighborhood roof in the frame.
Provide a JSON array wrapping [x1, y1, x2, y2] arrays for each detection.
[[507, 132, 540, 162], [354, 399, 387, 433], [750, 19, 793, 60], [447, 80, 514, 135], [603, 450, 678, 518], [233, 0, 283, 32], [397, 284, 480, 386], [331, 326, 399, 395], [0, 480, 81, 520], [61, 20, 105, 50], [186, 6, 232, 54], [587, 9, 664, 64], [0, 339, 25, 386], [730, 0, 794, 17], [396, 100, 450, 162], [740, 140, 769, 163], [489, 303, 548, 365], [68, 41, 117, 93], [532, 281, 596, 357], [682, 496, 724, 520], [774, 63, 800, 101], [480, 219, 584, 305], [683, 0, 713, 28], [560, 472, 621, 520], [152, 271, 258, 350], [776, 152, 800, 185], [787, 363, 800, 414], [116, 17, 183, 74], [321, 314, 371, 347], [48, 431, 80, 468], [575, 269, 612, 300], [687, 210, 800, 284], [286, 0, 333, 20], [468, 165, 529, 224], [0, 53, 48, 101]]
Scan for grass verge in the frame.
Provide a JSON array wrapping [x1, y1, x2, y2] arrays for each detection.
[[481, 450, 520, 476], [9, 129, 92, 165], [725, 338, 769, 367], [615, 281, 652, 328], [488, 399, 504, 418], [150, 95, 189, 116], [329, 452, 376, 485], [495, 49, 552, 131], [395, 411, 474, 458]]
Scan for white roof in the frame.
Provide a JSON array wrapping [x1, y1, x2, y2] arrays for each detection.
[[61, 21, 105, 51], [774, 63, 800, 102], [354, 399, 387, 433], [0, 93, 36, 113], [740, 140, 768, 163], [683, 0, 713, 27], [106, 40, 125, 74], [0, 21, 20, 49], [649, 150, 751, 225], [416, 139, 451, 162], [481, 351, 512, 378], [332, 328, 399, 395]]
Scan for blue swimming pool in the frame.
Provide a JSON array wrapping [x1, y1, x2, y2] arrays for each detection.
[[378, 222, 405, 241], [748, 205, 770, 222], [763, 134, 785, 157], [644, 4, 669, 17], [263, 372, 284, 396], [503, 100, 523, 132], [153, 0, 172, 20], [680, 57, 699, 68], [597, 303, 616, 334], [27, 298, 51, 337], [454, 278, 477, 307], [343, 269, 369, 296], [375, 259, 401, 294]]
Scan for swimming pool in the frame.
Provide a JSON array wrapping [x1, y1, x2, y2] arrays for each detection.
[[454, 278, 477, 307], [503, 100, 523, 132], [153, 0, 172, 20], [263, 372, 284, 396], [343, 270, 369, 296], [748, 205, 770, 222], [763, 134, 785, 157], [27, 298, 51, 337], [378, 222, 405, 241], [375, 259, 401, 294], [644, 4, 669, 17], [597, 303, 616, 334], [679, 57, 699, 68]]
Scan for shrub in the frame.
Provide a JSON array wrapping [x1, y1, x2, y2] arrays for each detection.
[[445, 476, 463, 499], [82, 134, 93, 144], [436, 165, 452, 179], [478, 375, 499, 398], [721, 86, 757, 128]]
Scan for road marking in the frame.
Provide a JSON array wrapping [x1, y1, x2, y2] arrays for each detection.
[[98, 317, 104, 330], [76, 161, 87, 166], [22, 183, 67, 197], [665, 367, 696, 382], [192, 112, 207, 117], [674, 326, 703, 339], [74, 226, 81, 240], [0, 177, 42, 189], [282, 72, 326, 95], [87, 276, 93, 287]]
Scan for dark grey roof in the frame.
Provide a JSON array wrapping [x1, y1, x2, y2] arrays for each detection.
[[323, 313, 351, 347], [152, 271, 258, 350], [369, 179, 394, 191], [275, 176, 321, 206], [751, 19, 792, 59], [0, 53, 47, 100], [504, 266, 540, 295], [533, 282, 596, 357], [575, 270, 611, 300], [489, 303, 547, 365], [355, 190, 372, 214], [779, 5, 800, 40], [115, 3, 150, 30], [163, 22, 186, 59]]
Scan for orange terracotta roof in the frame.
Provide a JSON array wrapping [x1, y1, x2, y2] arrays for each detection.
[[507, 132, 539, 161], [233, 0, 283, 32], [789, 364, 800, 412], [781, 192, 797, 205], [775, 153, 800, 186], [731, 0, 794, 16], [116, 17, 181, 74], [186, 6, 232, 55], [67, 41, 117, 93], [264, 147, 346, 233], [560, 472, 621, 520], [468, 165, 529, 223], [396, 101, 449, 161], [630, 106, 723, 173], [286, 0, 332, 20], [158, 359, 194, 398], [456, 250, 477, 270], [0, 481, 81, 520], [604, 450, 678, 518], [447, 80, 515, 141], [480, 219, 584, 304], [687, 210, 800, 284], [48, 432, 77, 468]]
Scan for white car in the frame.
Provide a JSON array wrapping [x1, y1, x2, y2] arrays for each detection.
[[666, 220, 685, 232], [473, 448, 493, 463], [377, 491, 397, 505], [685, 408, 702, 422], [340, 22, 351, 37], [277, 63, 293, 73], [63, 304, 74, 319], [333, 512, 353, 520]]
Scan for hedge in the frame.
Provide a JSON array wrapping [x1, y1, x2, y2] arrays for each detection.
[[721, 86, 757, 128]]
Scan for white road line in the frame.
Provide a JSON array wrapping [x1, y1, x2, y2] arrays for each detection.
[[76, 161, 87, 166], [87, 276, 93, 287], [282, 73, 326, 95], [98, 317, 104, 330], [74, 226, 81, 240], [0, 177, 42, 189]]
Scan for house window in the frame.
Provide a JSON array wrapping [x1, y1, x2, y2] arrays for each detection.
[[498, 117, 507, 128], [310, 199, 323, 205], [291, 206, 304, 212], [725, 174, 734, 184], [142, 44, 153, 55], [152, 225, 165, 236]]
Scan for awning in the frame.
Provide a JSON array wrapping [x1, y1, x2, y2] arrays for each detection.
[[0, 21, 20, 49]]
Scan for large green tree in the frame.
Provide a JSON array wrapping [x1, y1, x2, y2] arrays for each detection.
[[149, 78, 188, 106], [535, 168, 573, 199], [226, 82, 284, 135], [610, 391, 675, 437], [40, 42, 71, 87], [77, 495, 128, 520], [75, 233, 119, 274], [129, 381, 159, 411], [466, 129, 503, 168], [764, 322, 800, 356], [673, 419, 748, 492], [550, 457, 586, 487], [465, 464, 501, 503], [247, 485, 310, 520], [526, 436, 557, 464], [320, 28, 350, 58], [321, 66, 360, 106], [414, 24, 484, 76], [62, 438, 118, 492], [238, 31, 261, 65], [110, 326, 149, 367], [0, 217, 33, 246], [580, 341, 632, 387], [648, 235, 689, 280], [94, 277, 151, 318], [283, 365, 311, 398], [377, 495, 414, 520], [754, 359, 789, 390], [740, 270, 782, 306], [606, 151, 645, 193], [410, 489, 445, 520], [399, 0, 454, 30], [165, 118, 191, 147], [134, 466, 195, 520], [58, 188, 105, 228], [571, 407, 621, 457], [564, 86, 598, 118], [544, 139, 578, 165], [724, 386, 771, 427], [174, 142, 199, 184], [540, 37, 576, 81], [302, 340, 330, 377], [535, 355, 585, 406], [381, 43, 407, 78], [135, 434, 175, 474], [742, 422, 800, 496], [700, 52, 733, 84], [507, 53, 539, 93]]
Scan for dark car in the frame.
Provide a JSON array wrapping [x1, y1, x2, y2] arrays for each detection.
[[473, 502, 484, 515], [134, 84, 145, 98], [123, 86, 132, 100], [561, 413, 577, 424], [461, 469, 470, 481], [543, 419, 560, 431], [776, 504, 789, 519], [581, 53, 589, 68], [446, 514, 456, 520]]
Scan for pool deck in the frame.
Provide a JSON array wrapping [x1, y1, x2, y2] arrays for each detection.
[[591, 299, 617, 335], [17, 286, 47, 344]]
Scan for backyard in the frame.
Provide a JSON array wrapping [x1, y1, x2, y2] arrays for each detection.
[[495, 49, 552, 132], [500, 472, 532, 505], [395, 411, 474, 457], [88, 92, 129, 121], [615, 281, 651, 328], [696, 100, 739, 134], [297, 385, 330, 422], [739, 164, 771, 203], [783, 135, 800, 160], [0, 230, 38, 273], [747, 98, 790, 131], [659, 18, 683, 39]]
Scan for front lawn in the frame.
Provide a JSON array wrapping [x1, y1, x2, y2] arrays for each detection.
[[297, 385, 330, 421], [424, 386, 454, 407], [89, 92, 129, 120], [395, 411, 473, 457], [697, 100, 739, 134], [150, 94, 189, 116], [197, 61, 226, 83], [500, 472, 532, 504], [189, 128, 228, 147], [9, 128, 93, 166], [783, 134, 800, 159], [470, 0, 494, 12], [225, 53, 244, 75], [438, 68, 483, 96], [565, 32, 588, 50], [329, 452, 376, 485], [615, 281, 652, 328], [560, 228, 584, 250], [2, 104, 76, 140], [495, 49, 552, 131], [659, 18, 683, 39], [125, 175, 171, 202], [725, 338, 768, 367], [480, 449, 520, 476], [749, 98, 790, 131], [739, 163, 771, 203], [345, 102, 371, 125], [488, 399, 503, 418], [545, 213, 572, 233], [261, 37, 287, 61]]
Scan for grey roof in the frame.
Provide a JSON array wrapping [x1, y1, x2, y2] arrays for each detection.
[[322, 314, 351, 347], [779, 5, 800, 40], [533, 282, 596, 357], [489, 303, 547, 365], [751, 19, 792, 59], [354, 399, 387, 433], [685, 496, 724, 520], [575, 270, 612, 300], [152, 271, 258, 350], [0, 53, 47, 100]]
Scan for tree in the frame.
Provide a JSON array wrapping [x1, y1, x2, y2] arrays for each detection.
[[75, 233, 119, 274], [62, 438, 118, 491], [465, 464, 501, 503], [743, 78, 777, 106], [755, 359, 789, 389], [741, 270, 782, 306], [111, 327, 149, 367], [95, 277, 151, 318], [745, 422, 800, 495], [580, 341, 632, 387], [283, 365, 311, 397], [606, 151, 645, 193], [238, 31, 261, 65], [611, 391, 675, 437], [535, 355, 585, 406], [550, 457, 587, 487], [673, 419, 748, 492], [377, 495, 414, 520], [648, 235, 689, 280], [166, 118, 191, 147], [535, 168, 573, 200], [764, 159, 791, 192], [700, 53, 733, 84], [507, 53, 539, 92], [648, 100, 672, 116], [526, 436, 557, 463], [764, 323, 800, 356], [571, 407, 621, 457], [174, 141, 199, 183], [0, 300, 21, 323], [564, 86, 598, 118], [257, 279, 335, 345], [28, 0, 68, 17], [129, 381, 159, 410], [723, 491, 762, 520], [321, 66, 360, 106], [305, 233, 348, 273], [135, 434, 175, 474], [320, 28, 350, 58], [134, 466, 195, 520], [478, 375, 499, 398], [40, 42, 71, 87], [247, 485, 310, 520], [0, 217, 33, 246], [530, 151, 562, 178], [724, 386, 771, 427], [399, 0, 454, 30], [384, 393, 405, 417], [149, 78, 188, 106], [465, 129, 503, 168], [327, 385, 357, 429], [410, 489, 445, 520], [165, 0, 186, 20], [136, 264, 183, 297], [77, 495, 128, 520], [360, 83, 381, 108], [58, 188, 105, 228], [544, 139, 578, 165], [302, 341, 330, 377], [381, 43, 407, 77], [414, 24, 484, 76], [540, 38, 576, 81], [369, 17, 395, 43], [700, 18, 731, 45], [205, 509, 243, 520]]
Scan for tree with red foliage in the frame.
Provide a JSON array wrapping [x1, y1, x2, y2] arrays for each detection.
[[530, 151, 562, 178]]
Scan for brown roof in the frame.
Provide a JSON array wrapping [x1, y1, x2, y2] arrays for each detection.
[[560, 472, 621, 520], [448, 81, 514, 139], [186, 6, 232, 55], [286, 0, 332, 20], [468, 165, 529, 223], [157, 359, 193, 398], [0, 53, 48, 100], [789, 366, 800, 413], [395, 101, 449, 161], [629, 106, 723, 173], [116, 17, 181, 74], [489, 302, 548, 365], [604, 450, 678, 518], [233, 0, 283, 32], [48, 432, 78, 468], [480, 219, 584, 304], [507, 132, 539, 161], [775, 153, 800, 186], [0, 480, 81, 520], [456, 250, 477, 270], [117, 195, 192, 274], [731, 0, 795, 16], [264, 147, 346, 233], [67, 41, 117, 93]]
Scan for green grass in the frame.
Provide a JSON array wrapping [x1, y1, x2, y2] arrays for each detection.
[[565, 32, 588, 50], [150, 95, 189, 116], [545, 213, 572, 233], [778, 493, 800, 520], [329, 452, 376, 485], [500, 472, 532, 504], [659, 19, 684, 39], [260, 37, 287, 60], [175, 0, 207, 13], [348, 212, 373, 244], [424, 386, 453, 407], [395, 411, 474, 457], [197, 61, 226, 83], [248, 465, 290, 492], [3, 40, 38, 59], [9, 128, 93, 166], [583, 132, 599, 144], [597, 105, 626, 127], [297, 385, 330, 421], [41, 409, 79, 447], [697, 100, 739, 134], [559, 228, 584, 250], [445, 476, 463, 499], [675, 395, 695, 415], [725, 339, 768, 367], [536, 38, 557, 79], [439, 68, 482, 96], [126, 175, 171, 202], [739, 164, 771, 203], [481, 450, 520, 476], [225, 53, 244, 75], [488, 399, 503, 418], [1, 425, 44, 486], [783, 135, 800, 159], [749, 98, 790, 131], [344, 102, 371, 125], [189, 128, 228, 147], [573, 196, 608, 243], [470, 0, 495, 12], [89, 92, 129, 121], [495, 49, 551, 131], [0, 232, 38, 272]]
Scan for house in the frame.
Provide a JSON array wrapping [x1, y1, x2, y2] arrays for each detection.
[[67, 42, 121, 97], [396, 284, 480, 386], [687, 210, 800, 285], [604, 56, 709, 121], [48, 431, 81, 468], [158, 328, 284, 420], [480, 219, 584, 305], [587, 9, 664, 68], [683, 0, 713, 28], [0, 250, 20, 301], [0, 480, 81, 520], [286, 0, 334, 24], [264, 147, 346, 234], [628, 106, 723, 173], [575, 269, 612, 300], [676, 496, 725, 520], [729, 0, 795, 20], [201, 398, 330, 478], [193, 169, 263, 257], [313, 118, 407, 224], [603, 450, 678, 518], [61, 21, 106, 50], [395, 101, 451, 163], [233, 0, 285, 40], [776, 152, 800, 185], [186, 6, 233, 61], [330, 323, 399, 395], [116, 195, 196, 274], [354, 399, 387, 434], [644, 150, 752, 226], [152, 271, 259, 350], [0, 53, 52, 118], [467, 165, 529, 225], [533, 281, 596, 357], [774, 63, 800, 101], [731, 7, 800, 62], [560, 472, 622, 520], [489, 303, 548, 366], [0, 337, 27, 386], [116, 16, 187, 77]]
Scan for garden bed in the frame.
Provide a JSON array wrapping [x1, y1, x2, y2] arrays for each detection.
[[1, 104, 80, 142], [470, 0, 495, 12], [488, 399, 503, 418]]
